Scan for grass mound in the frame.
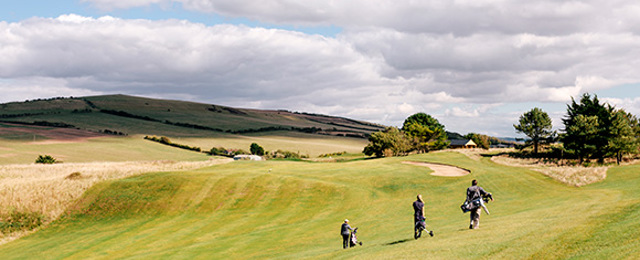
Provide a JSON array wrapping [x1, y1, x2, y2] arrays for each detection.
[[1, 152, 639, 259]]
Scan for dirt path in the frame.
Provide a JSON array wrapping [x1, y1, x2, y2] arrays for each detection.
[[402, 161, 470, 177]]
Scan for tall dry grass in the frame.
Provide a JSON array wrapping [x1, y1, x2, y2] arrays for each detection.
[[490, 155, 608, 187], [0, 159, 232, 242], [447, 148, 609, 187]]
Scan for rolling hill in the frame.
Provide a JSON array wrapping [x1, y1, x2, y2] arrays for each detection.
[[0, 94, 385, 139]]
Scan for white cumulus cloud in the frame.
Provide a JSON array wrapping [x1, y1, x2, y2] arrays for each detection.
[[4, 0, 640, 136]]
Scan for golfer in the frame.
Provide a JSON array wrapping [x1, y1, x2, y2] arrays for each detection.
[[413, 194, 434, 239], [466, 179, 492, 229], [340, 219, 353, 249]]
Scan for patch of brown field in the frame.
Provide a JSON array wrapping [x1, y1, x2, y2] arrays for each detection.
[[490, 155, 608, 187], [0, 158, 233, 243], [402, 161, 470, 177]]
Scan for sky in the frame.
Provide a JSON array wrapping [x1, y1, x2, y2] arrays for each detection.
[[2, 0, 640, 137]]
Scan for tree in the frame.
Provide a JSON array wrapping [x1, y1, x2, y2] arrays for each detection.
[[363, 127, 411, 157], [562, 93, 612, 163], [565, 115, 599, 164], [250, 143, 265, 156], [607, 109, 639, 164], [514, 107, 555, 154], [402, 113, 448, 152]]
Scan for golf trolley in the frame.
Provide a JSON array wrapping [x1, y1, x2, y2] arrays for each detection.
[[350, 227, 363, 247]]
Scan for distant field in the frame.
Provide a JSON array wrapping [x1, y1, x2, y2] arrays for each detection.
[[0, 136, 211, 165], [0, 94, 377, 162], [176, 131, 368, 157], [1, 152, 638, 259], [0, 130, 368, 164]]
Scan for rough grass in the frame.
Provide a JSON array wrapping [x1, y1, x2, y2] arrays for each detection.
[[448, 148, 610, 187], [1, 152, 639, 259], [490, 153, 608, 187], [0, 159, 231, 244]]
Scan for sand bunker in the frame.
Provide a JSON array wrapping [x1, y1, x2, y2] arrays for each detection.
[[402, 161, 470, 177]]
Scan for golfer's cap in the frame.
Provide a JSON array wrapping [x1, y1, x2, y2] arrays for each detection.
[[345, 219, 349, 222]]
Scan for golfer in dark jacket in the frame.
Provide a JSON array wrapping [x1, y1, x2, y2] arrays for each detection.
[[466, 179, 491, 229], [413, 194, 434, 239], [340, 219, 353, 249]]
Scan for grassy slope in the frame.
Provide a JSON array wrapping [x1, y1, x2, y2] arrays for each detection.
[[1, 152, 639, 259]]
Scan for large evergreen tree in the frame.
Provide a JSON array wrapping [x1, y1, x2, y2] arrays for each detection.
[[565, 115, 599, 163], [607, 109, 639, 164], [562, 93, 612, 163]]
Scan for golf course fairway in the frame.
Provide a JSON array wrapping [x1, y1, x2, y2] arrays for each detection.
[[1, 151, 639, 259]]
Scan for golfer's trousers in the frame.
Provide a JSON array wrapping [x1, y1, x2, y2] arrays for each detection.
[[342, 234, 350, 248]]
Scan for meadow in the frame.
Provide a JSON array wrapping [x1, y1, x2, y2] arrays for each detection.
[[0, 149, 638, 259]]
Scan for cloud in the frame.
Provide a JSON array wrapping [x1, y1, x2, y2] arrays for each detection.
[[601, 97, 640, 116], [4, 0, 640, 137], [0, 77, 102, 102], [0, 15, 378, 98], [83, 0, 640, 35]]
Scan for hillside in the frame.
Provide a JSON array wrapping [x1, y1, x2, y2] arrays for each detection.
[[0, 94, 385, 139], [1, 152, 638, 258]]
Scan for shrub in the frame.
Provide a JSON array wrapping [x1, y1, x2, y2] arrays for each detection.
[[319, 151, 347, 158], [0, 211, 46, 234], [35, 155, 58, 164], [250, 143, 265, 156], [266, 149, 308, 159], [207, 147, 249, 157], [209, 147, 231, 157], [65, 172, 83, 180], [144, 136, 201, 152], [159, 136, 171, 144], [232, 149, 250, 156]]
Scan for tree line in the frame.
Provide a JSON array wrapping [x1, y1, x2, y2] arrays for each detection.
[[362, 112, 515, 157], [363, 93, 639, 165], [514, 93, 639, 164], [363, 113, 448, 157]]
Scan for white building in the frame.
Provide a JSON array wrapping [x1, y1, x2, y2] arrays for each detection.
[[233, 154, 264, 161]]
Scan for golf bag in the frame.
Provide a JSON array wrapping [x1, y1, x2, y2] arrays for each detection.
[[350, 227, 363, 247], [461, 192, 493, 214], [460, 199, 481, 213], [414, 219, 426, 239]]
